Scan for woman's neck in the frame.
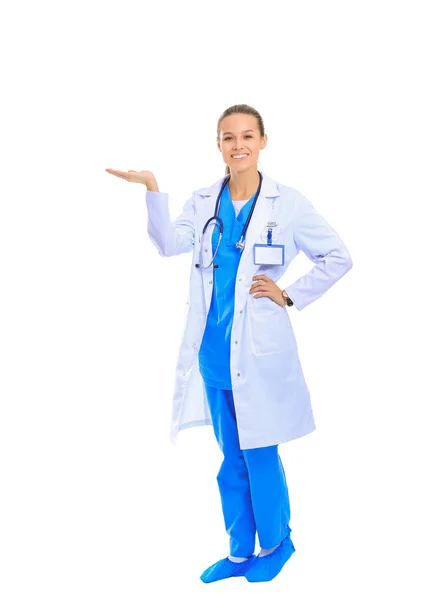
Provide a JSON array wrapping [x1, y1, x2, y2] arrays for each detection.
[[228, 169, 260, 200]]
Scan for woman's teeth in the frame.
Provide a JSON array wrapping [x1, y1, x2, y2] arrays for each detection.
[[232, 154, 248, 159]]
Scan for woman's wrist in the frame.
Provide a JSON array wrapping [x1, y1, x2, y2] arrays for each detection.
[[281, 289, 294, 307], [274, 292, 287, 307], [280, 289, 289, 307], [146, 178, 159, 192]]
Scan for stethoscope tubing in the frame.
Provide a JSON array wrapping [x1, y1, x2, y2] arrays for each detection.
[[195, 171, 263, 269]]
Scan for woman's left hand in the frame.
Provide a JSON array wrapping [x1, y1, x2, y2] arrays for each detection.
[[249, 274, 286, 306]]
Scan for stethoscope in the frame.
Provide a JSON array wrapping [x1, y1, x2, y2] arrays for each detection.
[[195, 170, 263, 270]]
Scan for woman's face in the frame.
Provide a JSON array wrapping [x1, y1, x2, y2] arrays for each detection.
[[217, 113, 267, 173]]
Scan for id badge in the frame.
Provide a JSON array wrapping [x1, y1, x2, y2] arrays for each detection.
[[254, 243, 285, 265], [253, 225, 285, 265]]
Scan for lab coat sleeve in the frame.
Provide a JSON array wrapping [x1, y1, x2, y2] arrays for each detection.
[[284, 192, 353, 311], [145, 190, 196, 257]]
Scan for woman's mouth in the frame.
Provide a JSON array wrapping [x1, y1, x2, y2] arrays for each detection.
[[231, 154, 249, 160]]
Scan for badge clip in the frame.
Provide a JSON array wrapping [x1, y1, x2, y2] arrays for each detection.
[[267, 228, 272, 246]]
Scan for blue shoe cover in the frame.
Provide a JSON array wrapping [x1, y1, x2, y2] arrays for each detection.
[[200, 555, 256, 583], [245, 537, 295, 582]]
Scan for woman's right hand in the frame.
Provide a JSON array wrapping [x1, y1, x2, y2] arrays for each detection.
[[105, 168, 158, 190]]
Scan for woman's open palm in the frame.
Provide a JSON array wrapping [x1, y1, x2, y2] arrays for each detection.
[[105, 168, 154, 185]]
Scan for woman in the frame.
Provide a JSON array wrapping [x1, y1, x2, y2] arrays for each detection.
[[106, 104, 353, 583]]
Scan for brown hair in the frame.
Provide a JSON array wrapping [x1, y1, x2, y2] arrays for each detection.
[[217, 104, 265, 175]]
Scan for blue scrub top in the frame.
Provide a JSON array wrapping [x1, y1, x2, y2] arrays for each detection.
[[198, 183, 256, 389]]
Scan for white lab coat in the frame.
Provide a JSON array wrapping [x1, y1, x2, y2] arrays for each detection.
[[145, 172, 353, 450]]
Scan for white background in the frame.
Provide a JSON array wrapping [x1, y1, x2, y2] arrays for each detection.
[[1, 1, 424, 598]]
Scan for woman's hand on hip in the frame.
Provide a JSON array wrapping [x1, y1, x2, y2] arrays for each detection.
[[249, 274, 287, 306]]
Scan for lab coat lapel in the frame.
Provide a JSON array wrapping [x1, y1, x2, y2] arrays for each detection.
[[193, 180, 224, 312], [194, 172, 279, 255], [194, 172, 279, 238], [238, 185, 272, 272]]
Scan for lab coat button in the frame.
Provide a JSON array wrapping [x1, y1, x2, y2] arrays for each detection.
[[209, 280, 212, 284], [237, 372, 240, 377], [238, 278, 243, 282], [192, 342, 196, 346], [235, 340, 238, 344]]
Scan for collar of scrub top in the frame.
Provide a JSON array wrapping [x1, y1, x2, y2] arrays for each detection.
[[195, 170, 263, 269]]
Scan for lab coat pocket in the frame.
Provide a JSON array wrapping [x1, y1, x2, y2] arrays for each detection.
[[247, 295, 293, 357]]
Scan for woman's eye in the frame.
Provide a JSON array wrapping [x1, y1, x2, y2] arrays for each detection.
[[224, 135, 253, 140]]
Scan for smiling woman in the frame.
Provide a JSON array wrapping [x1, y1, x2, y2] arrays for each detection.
[[106, 102, 353, 585], [217, 111, 267, 201]]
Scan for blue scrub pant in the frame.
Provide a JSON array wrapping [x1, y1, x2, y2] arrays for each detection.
[[204, 382, 292, 558]]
